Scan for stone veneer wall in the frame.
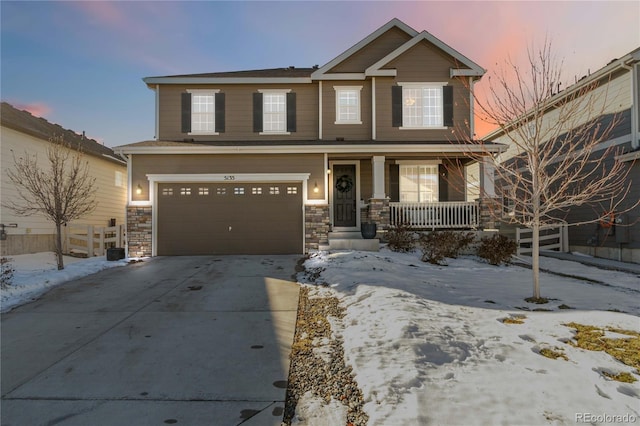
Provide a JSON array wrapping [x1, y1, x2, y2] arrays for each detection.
[[127, 206, 152, 257], [477, 198, 501, 230], [367, 198, 390, 238], [305, 205, 330, 252]]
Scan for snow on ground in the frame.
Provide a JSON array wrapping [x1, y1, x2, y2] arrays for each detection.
[[299, 250, 640, 425], [1, 252, 129, 313]]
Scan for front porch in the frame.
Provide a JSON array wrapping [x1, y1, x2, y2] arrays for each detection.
[[304, 153, 498, 251]]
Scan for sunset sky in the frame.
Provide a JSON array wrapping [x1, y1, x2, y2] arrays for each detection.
[[2, 1, 639, 147]]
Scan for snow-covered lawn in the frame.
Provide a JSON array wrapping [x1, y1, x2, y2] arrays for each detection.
[[1, 252, 129, 312], [298, 250, 640, 425]]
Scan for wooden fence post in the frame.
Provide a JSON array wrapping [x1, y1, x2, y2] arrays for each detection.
[[87, 225, 94, 257]]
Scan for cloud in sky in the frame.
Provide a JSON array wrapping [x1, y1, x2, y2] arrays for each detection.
[[1, 1, 638, 146], [12, 102, 52, 118]]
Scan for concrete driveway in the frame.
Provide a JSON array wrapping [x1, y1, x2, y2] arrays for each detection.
[[1, 255, 301, 426]]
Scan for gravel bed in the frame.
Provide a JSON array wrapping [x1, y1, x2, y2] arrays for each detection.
[[283, 284, 369, 425]]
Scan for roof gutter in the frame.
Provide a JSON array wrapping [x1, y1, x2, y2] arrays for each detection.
[[114, 143, 506, 156]]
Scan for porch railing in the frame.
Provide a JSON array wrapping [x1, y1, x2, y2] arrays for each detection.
[[389, 202, 479, 229]]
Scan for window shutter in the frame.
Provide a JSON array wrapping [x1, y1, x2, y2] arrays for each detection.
[[286, 92, 296, 132], [253, 93, 263, 132], [443, 85, 453, 127], [389, 164, 400, 202], [438, 164, 448, 202], [391, 86, 403, 127], [181, 92, 192, 133], [215, 92, 225, 133]]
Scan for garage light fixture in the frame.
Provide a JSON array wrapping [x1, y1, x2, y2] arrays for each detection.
[[313, 181, 319, 193], [136, 184, 143, 195]]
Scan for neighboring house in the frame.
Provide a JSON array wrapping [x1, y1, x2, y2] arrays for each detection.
[[115, 18, 502, 257], [482, 48, 640, 263], [0, 102, 128, 255]]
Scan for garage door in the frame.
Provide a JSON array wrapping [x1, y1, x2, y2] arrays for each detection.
[[157, 182, 303, 255]]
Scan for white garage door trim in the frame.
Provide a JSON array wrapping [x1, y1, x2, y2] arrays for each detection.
[[148, 173, 310, 256]]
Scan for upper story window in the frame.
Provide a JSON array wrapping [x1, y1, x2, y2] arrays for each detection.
[[181, 89, 225, 134], [254, 90, 296, 134], [399, 164, 439, 203], [392, 83, 453, 129], [263, 92, 286, 133], [191, 91, 216, 133], [334, 86, 362, 124]]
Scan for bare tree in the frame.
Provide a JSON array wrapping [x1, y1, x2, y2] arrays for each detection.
[[459, 40, 634, 301], [4, 136, 97, 270]]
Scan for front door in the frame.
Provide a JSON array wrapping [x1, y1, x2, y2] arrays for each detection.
[[333, 164, 356, 227]]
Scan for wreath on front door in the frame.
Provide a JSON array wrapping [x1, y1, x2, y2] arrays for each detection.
[[335, 175, 353, 193]]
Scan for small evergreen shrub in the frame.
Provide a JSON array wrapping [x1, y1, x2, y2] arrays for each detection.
[[419, 231, 475, 265], [386, 223, 416, 252], [1, 257, 14, 287], [477, 234, 517, 265]]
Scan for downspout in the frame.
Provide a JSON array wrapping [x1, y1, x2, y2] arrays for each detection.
[[155, 85, 160, 140], [469, 77, 475, 139], [372, 77, 376, 140]]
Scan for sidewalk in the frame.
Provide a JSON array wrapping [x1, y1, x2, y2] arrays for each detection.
[[539, 250, 640, 275]]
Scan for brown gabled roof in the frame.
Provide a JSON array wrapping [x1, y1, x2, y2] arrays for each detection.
[[0, 102, 125, 165], [148, 67, 316, 80]]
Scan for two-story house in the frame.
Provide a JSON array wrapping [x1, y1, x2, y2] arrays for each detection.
[[483, 47, 640, 263], [116, 18, 502, 257], [1, 102, 127, 255]]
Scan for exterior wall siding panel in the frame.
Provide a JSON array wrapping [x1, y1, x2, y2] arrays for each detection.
[[131, 153, 326, 201], [158, 84, 318, 141], [328, 27, 412, 73]]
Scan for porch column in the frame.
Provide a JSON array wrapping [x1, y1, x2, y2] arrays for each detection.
[[372, 155, 386, 199], [480, 156, 496, 198]]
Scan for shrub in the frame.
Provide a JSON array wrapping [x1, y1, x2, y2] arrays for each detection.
[[477, 234, 517, 265], [386, 223, 416, 252], [419, 231, 475, 265], [1, 257, 14, 287]]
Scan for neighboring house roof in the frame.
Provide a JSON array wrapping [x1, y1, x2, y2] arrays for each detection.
[[143, 18, 485, 85], [0, 102, 125, 165], [482, 46, 640, 141]]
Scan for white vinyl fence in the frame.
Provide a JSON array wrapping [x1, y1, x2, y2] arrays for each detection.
[[64, 224, 125, 257], [516, 223, 569, 256]]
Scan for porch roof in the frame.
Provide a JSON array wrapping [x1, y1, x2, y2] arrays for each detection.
[[115, 139, 505, 155]]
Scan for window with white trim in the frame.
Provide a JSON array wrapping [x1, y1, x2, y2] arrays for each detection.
[[263, 92, 286, 133], [189, 89, 218, 134], [402, 84, 444, 128], [198, 187, 209, 196], [180, 187, 192, 196], [269, 186, 280, 195], [252, 187, 263, 195], [335, 86, 362, 124], [399, 165, 439, 202]]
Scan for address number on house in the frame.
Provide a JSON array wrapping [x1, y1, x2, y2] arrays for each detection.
[[223, 175, 236, 181]]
